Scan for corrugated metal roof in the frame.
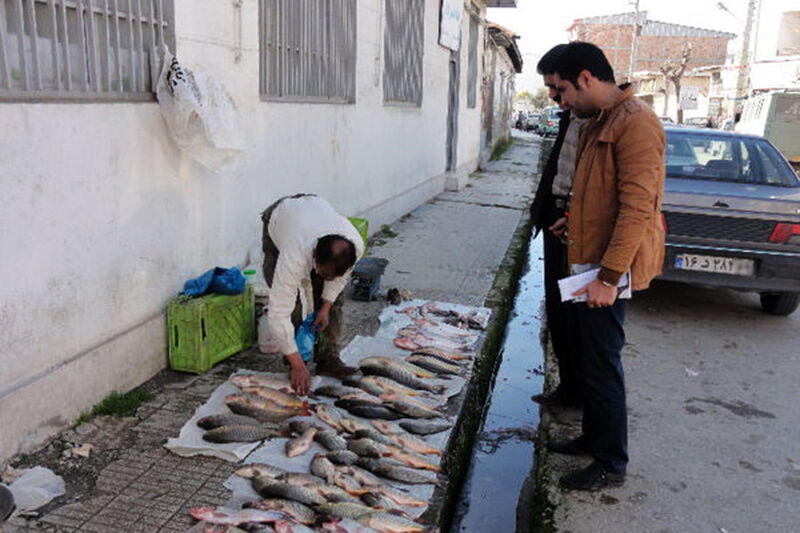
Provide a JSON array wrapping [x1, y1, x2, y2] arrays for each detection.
[[572, 11, 736, 40]]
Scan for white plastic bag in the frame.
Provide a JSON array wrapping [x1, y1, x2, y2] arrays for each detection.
[[8, 467, 65, 511], [155, 48, 245, 172]]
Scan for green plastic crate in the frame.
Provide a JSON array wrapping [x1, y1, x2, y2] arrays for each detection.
[[348, 217, 369, 251], [167, 286, 255, 373]]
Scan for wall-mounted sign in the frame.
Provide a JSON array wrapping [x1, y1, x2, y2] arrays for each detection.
[[439, 0, 463, 51], [680, 86, 700, 110]]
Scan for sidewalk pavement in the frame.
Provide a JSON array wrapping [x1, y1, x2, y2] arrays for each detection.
[[3, 133, 540, 533]]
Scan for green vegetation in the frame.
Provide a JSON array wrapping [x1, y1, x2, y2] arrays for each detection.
[[490, 137, 513, 161], [76, 388, 152, 424]]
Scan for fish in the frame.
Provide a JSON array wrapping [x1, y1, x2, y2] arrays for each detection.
[[370, 486, 427, 507], [326, 450, 361, 465], [289, 420, 318, 435], [189, 506, 289, 526], [276, 472, 326, 487], [246, 499, 316, 525], [232, 374, 292, 391], [202, 425, 282, 443], [252, 478, 327, 506], [334, 399, 401, 420], [335, 466, 383, 487], [242, 386, 308, 409], [370, 462, 438, 485], [316, 502, 377, 520], [314, 404, 345, 431], [405, 354, 461, 375], [332, 472, 369, 496], [356, 511, 428, 532], [344, 376, 386, 397], [311, 454, 338, 483], [226, 394, 310, 422], [340, 392, 384, 404], [354, 429, 395, 446], [339, 417, 374, 435], [393, 337, 421, 351], [369, 420, 403, 435], [285, 427, 318, 458], [196, 413, 263, 430], [348, 438, 389, 458], [398, 420, 452, 436], [380, 396, 442, 420], [360, 493, 411, 517], [411, 347, 470, 363], [361, 376, 430, 398], [316, 484, 362, 504], [383, 445, 440, 472], [235, 463, 286, 479], [320, 518, 380, 533], [274, 520, 316, 533], [314, 384, 375, 400], [387, 432, 440, 456], [315, 429, 348, 451], [358, 363, 443, 394], [359, 357, 437, 379]]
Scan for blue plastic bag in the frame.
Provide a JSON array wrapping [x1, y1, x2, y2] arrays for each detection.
[[182, 267, 246, 296], [295, 312, 317, 362]]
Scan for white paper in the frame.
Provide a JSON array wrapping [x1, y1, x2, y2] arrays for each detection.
[[558, 267, 632, 303]]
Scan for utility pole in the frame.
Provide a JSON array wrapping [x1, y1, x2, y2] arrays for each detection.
[[735, 0, 758, 115], [628, 0, 641, 82]]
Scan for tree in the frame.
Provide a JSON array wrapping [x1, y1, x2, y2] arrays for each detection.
[[660, 42, 692, 123], [516, 87, 550, 110]]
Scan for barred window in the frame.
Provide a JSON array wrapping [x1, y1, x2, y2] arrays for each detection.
[[0, 0, 174, 102], [466, 14, 478, 108], [259, 0, 357, 104], [383, 0, 424, 106]]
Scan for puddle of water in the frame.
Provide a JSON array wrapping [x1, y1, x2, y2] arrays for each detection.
[[450, 236, 546, 532]]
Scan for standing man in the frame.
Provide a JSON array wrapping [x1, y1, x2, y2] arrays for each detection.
[[262, 194, 364, 395], [547, 42, 666, 491], [529, 44, 582, 409]]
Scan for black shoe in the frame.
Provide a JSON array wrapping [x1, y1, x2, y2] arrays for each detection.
[[0, 484, 15, 522], [315, 358, 358, 378], [559, 461, 625, 491], [531, 389, 581, 408], [546, 436, 591, 456]]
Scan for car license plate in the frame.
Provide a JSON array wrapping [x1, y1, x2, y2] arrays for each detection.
[[674, 254, 754, 276]]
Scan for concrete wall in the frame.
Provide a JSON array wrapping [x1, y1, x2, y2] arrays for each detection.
[[750, 0, 800, 91], [486, 45, 515, 153], [0, 0, 489, 461]]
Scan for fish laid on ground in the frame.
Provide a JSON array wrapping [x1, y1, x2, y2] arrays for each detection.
[[289, 420, 318, 435], [356, 511, 428, 532], [405, 355, 460, 376], [326, 449, 361, 465], [354, 428, 394, 446], [364, 461, 438, 485], [369, 420, 403, 435], [276, 472, 325, 487], [232, 374, 292, 391], [189, 506, 289, 526], [316, 502, 377, 520], [387, 432, 440, 456], [285, 427, 318, 458], [242, 386, 308, 409], [336, 465, 383, 487], [314, 404, 345, 431], [383, 445, 440, 472], [235, 463, 286, 479], [339, 417, 374, 435], [252, 478, 327, 506], [311, 454, 338, 483], [398, 420, 452, 436], [361, 376, 430, 398], [334, 399, 401, 420], [360, 493, 411, 517], [344, 376, 385, 397], [380, 396, 441, 420], [246, 499, 316, 525], [395, 327, 471, 354], [412, 347, 470, 363], [316, 483, 362, 504], [314, 384, 368, 399], [202, 425, 282, 443], [274, 520, 316, 533], [340, 392, 384, 404], [370, 486, 427, 507], [226, 394, 310, 422], [348, 438, 389, 458], [359, 357, 436, 379], [315, 428, 348, 451], [196, 413, 262, 430], [332, 472, 369, 496], [358, 363, 443, 394]]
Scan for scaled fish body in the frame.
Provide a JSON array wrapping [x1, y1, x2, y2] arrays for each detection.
[[314, 404, 345, 431], [276, 472, 325, 486], [226, 394, 310, 422], [358, 364, 442, 394], [285, 427, 318, 458], [356, 511, 428, 532], [311, 454, 337, 482], [252, 478, 327, 506], [354, 428, 394, 446], [196, 413, 262, 430], [398, 420, 452, 436], [335, 399, 401, 420], [189, 506, 288, 526], [380, 396, 441, 420], [369, 420, 403, 435], [411, 347, 470, 363], [348, 438, 389, 458], [314, 384, 368, 399], [387, 432, 440, 456], [339, 417, 374, 435], [242, 386, 308, 409], [232, 374, 292, 390], [371, 486, 427, 507], [371, 462, 437, 485], [247, 499, 316, 525], [316, 502, 376, 520], [235, 463, 286, 479], [384, 445, 440, 472], [359, 357, 436, 379], [336, 465, 382, 487], [405, 354, 460, 376], [202, 425, 281, 443], [315, 428, 348, 451], [326, 449, 361, 465], [361, 376, 429, 398]]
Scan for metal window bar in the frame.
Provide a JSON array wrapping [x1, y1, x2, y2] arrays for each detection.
[[259, 0, 355, 103], [0, 0, 172, 101], [383, 0, 424, 106], [466, 14, 478, 109]]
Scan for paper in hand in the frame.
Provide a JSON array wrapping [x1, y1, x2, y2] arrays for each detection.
[[558, 265, 632, 303]]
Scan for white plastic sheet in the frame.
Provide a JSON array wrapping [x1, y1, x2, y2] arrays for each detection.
[[8, 467, 65, 511]]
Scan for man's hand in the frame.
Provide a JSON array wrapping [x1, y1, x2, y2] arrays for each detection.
[[286, 352, 311, 395], [313, 301, 332, 333], [573, 278, 618, 308], [549, 217, 568, 244]]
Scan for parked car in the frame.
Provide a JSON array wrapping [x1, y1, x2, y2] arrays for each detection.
[[660, 126, 800, 315], [538, 106, 561, 137], [526, 112, 542, 133], [684, 116, 713, 128], [659, 116, 675, 125]]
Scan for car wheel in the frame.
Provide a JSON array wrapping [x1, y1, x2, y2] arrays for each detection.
[[759, 292, 800, 315]]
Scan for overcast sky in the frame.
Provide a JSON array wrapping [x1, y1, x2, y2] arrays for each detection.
[[487, 0, 750, 92]]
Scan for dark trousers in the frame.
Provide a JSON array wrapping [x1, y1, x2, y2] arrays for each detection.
[[566, 299, 629, 473], [543, 229, 580, 398], [261, 197, 343, 362]]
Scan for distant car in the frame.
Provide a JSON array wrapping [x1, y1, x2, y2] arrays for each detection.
[[659, 116, 675, 124], [538, 106, 561, 137], [684, 116, 713, 128], [526, 112, 542, 133], [660, 127, 800, 315]]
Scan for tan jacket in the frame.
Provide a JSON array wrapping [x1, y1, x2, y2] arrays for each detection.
[[569, 85, 666, 291]]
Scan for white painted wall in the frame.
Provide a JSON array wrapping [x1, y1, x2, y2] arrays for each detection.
[[751, 0, 800, 91], [0, 0, 494, 461]]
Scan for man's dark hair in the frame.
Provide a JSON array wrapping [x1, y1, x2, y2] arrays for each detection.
[[315, 235, 357, 276], [553, 41, 615, 88], [537, 44, 568, 75]]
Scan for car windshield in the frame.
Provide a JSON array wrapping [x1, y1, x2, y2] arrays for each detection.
[[665, 131, 800, 187]]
